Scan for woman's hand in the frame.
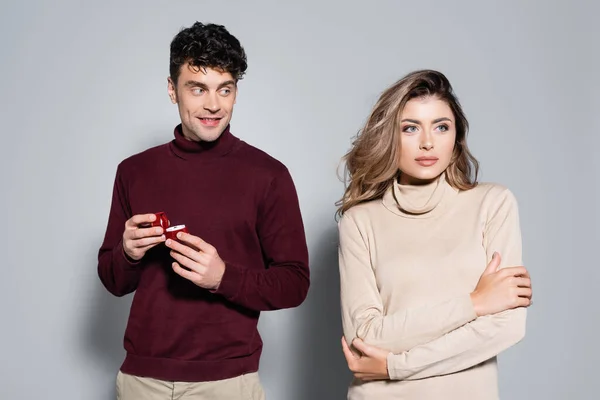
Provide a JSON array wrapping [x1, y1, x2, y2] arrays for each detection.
[[341, 337, 390, 381], [470, 252, 533, 316]]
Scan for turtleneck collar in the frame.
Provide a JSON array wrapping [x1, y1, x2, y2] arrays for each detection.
[[382, 172, 458, 218], [169, 123, 239, 160]]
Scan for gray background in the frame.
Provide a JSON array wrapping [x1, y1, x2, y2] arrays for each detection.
[[1, 0, 597, 399]]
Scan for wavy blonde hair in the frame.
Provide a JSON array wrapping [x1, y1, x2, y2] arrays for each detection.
[[336, 70, 479, 217]]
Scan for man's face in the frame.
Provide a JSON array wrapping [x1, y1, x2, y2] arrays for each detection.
[[168, 63, 237, 142]]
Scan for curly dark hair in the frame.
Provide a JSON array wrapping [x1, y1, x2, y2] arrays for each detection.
[[169, 22, 248, 85]]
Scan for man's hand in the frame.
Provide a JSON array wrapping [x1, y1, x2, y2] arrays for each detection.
[[341, 337, 390, 381], [165, 232, 226, 290], [122, 214, 166, 261]]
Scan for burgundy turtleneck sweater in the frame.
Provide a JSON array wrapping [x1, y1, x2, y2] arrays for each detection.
[[97, 124, 310, 382]]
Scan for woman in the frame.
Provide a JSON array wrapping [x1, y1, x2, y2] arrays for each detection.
[[337, 70, 532, 399]]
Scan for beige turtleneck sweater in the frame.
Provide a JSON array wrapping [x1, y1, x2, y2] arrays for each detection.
[[338, 174, 527, 399]]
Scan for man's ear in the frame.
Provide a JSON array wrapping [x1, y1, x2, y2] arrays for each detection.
[[167, 77, 178, 104]]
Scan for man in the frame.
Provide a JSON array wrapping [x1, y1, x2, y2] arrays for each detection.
[[98, 22, 310, 399]]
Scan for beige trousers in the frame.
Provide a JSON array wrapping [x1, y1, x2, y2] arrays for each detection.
[[116, 370, 266, 400]]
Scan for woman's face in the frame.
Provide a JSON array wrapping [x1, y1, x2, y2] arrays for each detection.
[[398, 96, 456, 185]]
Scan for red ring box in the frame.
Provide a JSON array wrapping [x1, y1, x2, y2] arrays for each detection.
[[151, 212, 170, 230], [165, 225, 189, 241]]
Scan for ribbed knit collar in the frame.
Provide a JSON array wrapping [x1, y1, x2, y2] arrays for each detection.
[[169, 124, 238, 160], [382, 172, 458, 218]]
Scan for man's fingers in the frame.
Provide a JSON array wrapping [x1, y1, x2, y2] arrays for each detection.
[[128, 226, 163, 240], [130, 235, 165, 248], [166, 239, 205, 263], [178, 232, 214, 254], [124, 242, 156, 261], [169, 250, 202, 273], [137, 242, 160, 252], [172, 262, 198, 281], [127, 214, 157, 228], [133, 242, 161, 254], [123, 226, 163, 243]]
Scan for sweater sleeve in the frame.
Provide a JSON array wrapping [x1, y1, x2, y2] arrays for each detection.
[[339, 212, 478, 355], [213, 167, 310, 311], [386, 187, 527, 380], [97, 166, 144, 296]]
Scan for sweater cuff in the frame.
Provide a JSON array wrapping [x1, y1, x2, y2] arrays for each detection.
[[386, 352, 399, 380], [456, 293, 479, 322], [113, 239, 142, 271], [212, 262, 245, 300]]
